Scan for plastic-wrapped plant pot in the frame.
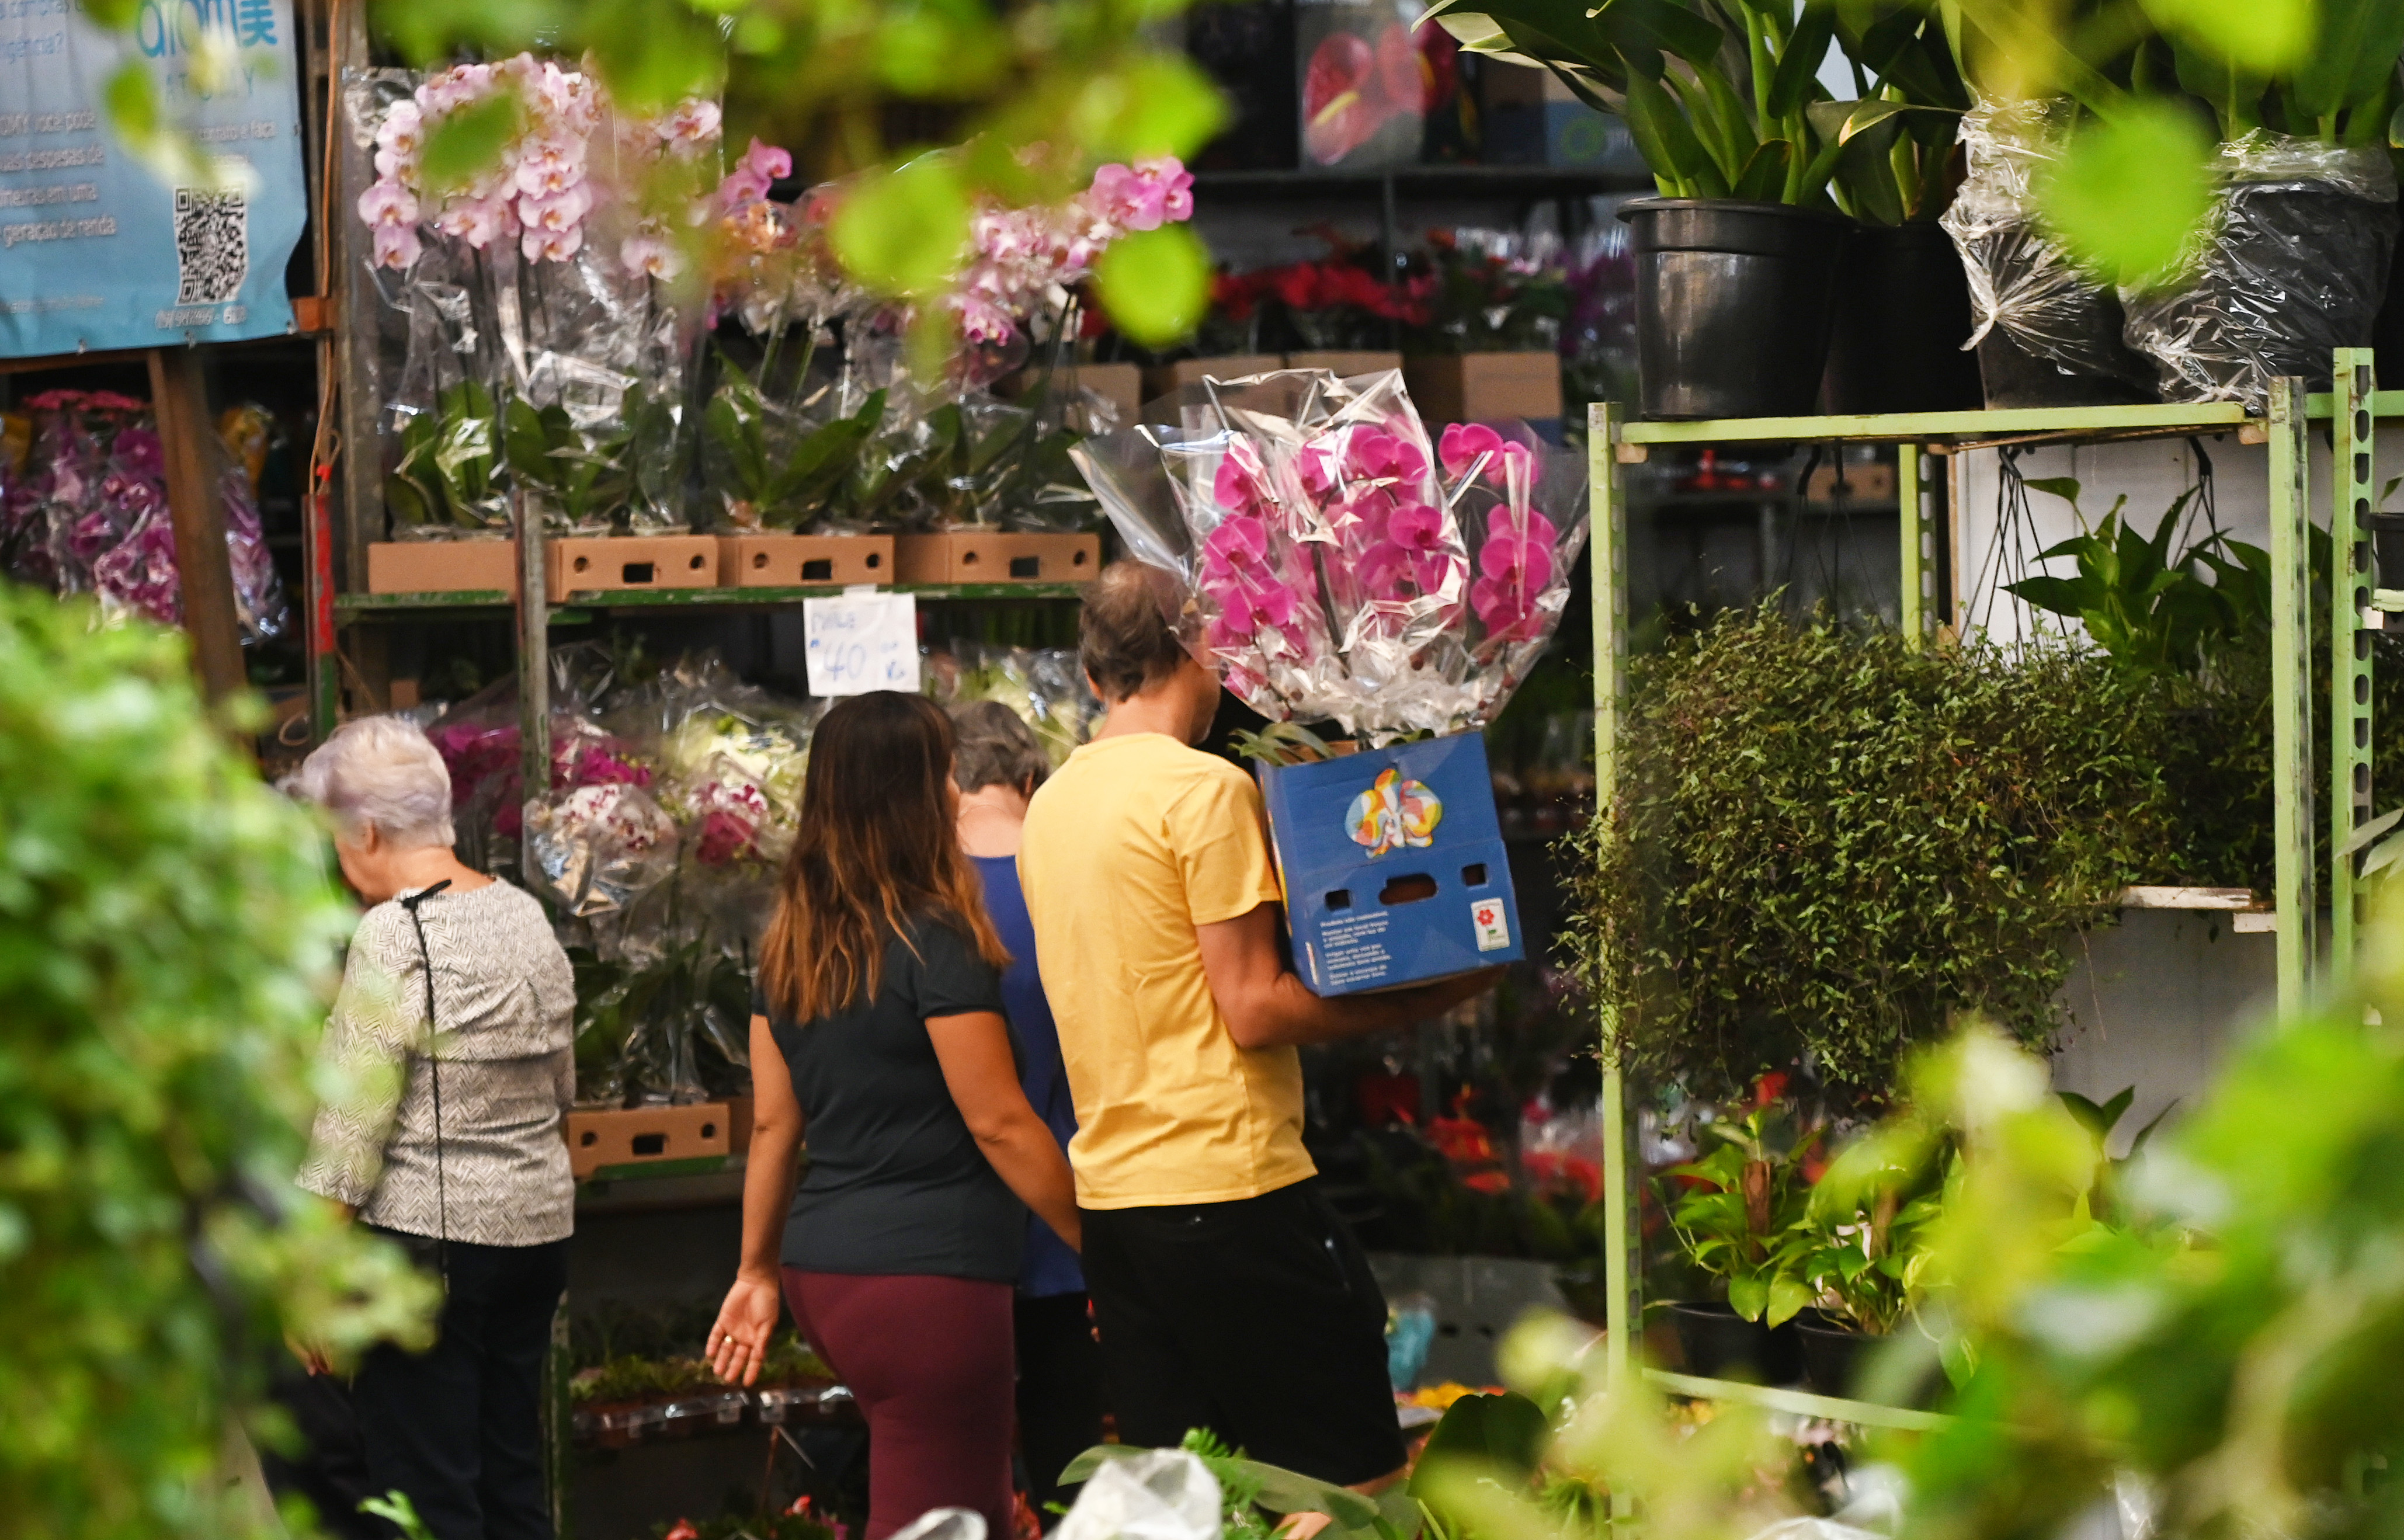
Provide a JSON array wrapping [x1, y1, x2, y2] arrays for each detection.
[[1823, 223, 1985, 414], [1941, 99, 2158, 408], [2121, 134, 2400, 409], [1616, 199, 1851, 420]]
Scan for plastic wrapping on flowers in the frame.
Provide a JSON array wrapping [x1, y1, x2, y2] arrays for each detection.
[[923, 641, 1103, 767], [441, 650, 817, 1106], [696, 153, 1193, 534], [0, 390, 287, 644], [1073, 367, 1590, 742], [352, 57, 720, 537]]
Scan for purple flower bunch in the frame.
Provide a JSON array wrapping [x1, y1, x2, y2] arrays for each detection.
[[1294, 414, 1460, 646], [1439, 423, 1559, 645], [1194, 436, 1332, 702]]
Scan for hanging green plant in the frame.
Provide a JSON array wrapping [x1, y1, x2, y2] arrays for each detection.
[[1559, 604, 2177, 1104]]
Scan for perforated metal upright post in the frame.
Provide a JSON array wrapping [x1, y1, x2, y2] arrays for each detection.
[[1899, 443, 1929, 644], [1589, 402, 1633, 1397], [2270, 378, 2318, 1014], [2332, 349, 2378, 987]]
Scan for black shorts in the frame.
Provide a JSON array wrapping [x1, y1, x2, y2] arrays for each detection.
[[1081, 1177, 1404, 1486]]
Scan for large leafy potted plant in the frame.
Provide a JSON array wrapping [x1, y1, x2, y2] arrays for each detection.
[[1427, 0, 1864, 418]]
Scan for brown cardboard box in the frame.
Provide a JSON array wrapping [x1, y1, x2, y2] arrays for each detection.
[[1140, 355, 1284, 402], [366, 538, 519, 597], [717, 534, 895, 588], [546, 535, 718, 602], [566, 1102, 734, 1180], [1286, 350, 1404, 379], [895, 530, 1102, 586], [1059, 361, 1145, 427], [1404, 352, 1565, 424], [1804, 461, 1897, 503]]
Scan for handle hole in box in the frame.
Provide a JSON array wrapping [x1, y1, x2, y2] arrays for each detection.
[[1461, 863, 1488, 886], [1325, 889, 1352, 911], [578, 1131, 597, 1148], [1072, 548, 1091, 567], [866, 552, 883, 569], [1009, 555, 1042, 578], [572, 555, 592, 573], [751, 552, 770, 570], [962, 550, 980, 566], [688, 553, 707, 571], [631, 1132, 667, 1156], [802, 558, 833, 581], [1378, 873, 1438, 905], [621, 562, 656, 585], [701, 1121, 718, 1138]]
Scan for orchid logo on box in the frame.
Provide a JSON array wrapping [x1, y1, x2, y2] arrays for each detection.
[[1346, 767, 1442, 857]]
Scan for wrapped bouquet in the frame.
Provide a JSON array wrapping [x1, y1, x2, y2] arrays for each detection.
[[1074, 368, 1587, 742]]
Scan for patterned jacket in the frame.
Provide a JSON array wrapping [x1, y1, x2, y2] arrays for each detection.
[[298, 879, 578, 1246]]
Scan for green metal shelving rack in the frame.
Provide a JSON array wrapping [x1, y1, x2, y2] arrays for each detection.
[[1583, 373, 2370, 1430]]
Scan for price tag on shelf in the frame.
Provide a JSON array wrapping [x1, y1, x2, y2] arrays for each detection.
[[803, 592, 919, 696]]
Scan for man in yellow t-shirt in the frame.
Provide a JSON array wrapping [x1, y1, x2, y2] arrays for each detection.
[[1018, 563, 1496, 1490]]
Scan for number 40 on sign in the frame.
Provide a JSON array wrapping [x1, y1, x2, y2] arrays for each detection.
[[804, 592, 920, 697]]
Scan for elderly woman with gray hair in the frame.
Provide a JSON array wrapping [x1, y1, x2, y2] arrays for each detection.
[[289, 715, 576, 1540]]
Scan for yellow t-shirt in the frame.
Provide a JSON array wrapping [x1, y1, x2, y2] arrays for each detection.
[[1017, 732, 1314, 1209]]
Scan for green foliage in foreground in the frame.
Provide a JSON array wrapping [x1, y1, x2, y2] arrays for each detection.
[[1561, 606, 2176, 1104], [1415, 962, 2404, 1540], [0, 586, 436, 1539]]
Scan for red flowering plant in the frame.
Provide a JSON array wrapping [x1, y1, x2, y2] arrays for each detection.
[[1197, 235, 1434, 356], [1407, 227, 1572, 355]]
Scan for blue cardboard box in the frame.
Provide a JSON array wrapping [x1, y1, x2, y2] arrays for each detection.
[[1259, 734, 1524, 995]]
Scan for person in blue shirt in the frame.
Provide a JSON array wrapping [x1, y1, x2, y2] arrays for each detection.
[[950, 701, 1103, 1525]]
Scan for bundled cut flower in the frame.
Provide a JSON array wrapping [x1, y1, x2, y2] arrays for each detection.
[[1072, 369, 1587, 741]]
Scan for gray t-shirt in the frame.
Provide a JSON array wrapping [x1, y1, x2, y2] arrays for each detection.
[[756, 915, 1022, 1281]]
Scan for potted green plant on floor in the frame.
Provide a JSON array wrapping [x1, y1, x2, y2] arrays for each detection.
[[1774, 1148, 1948, 1396], [1661, 1103, 1821, 1383]]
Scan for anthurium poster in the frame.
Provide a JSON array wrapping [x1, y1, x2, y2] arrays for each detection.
[[0, 0, 305, 357]]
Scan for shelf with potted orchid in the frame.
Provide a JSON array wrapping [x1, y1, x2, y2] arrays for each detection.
[[354, 55, 725, 596]]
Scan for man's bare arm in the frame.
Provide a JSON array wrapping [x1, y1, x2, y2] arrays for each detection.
[[1196, 901, 1499, 1050]]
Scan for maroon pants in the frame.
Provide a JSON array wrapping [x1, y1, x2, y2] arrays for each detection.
[[782, 1268, 1016, 1540]]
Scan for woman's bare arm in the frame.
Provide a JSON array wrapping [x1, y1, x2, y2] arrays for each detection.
[[708, 1014, 804, 1386], [926, 1010, 1082, 1253]]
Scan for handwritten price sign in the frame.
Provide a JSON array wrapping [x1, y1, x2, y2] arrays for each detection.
[[803, 593, 920, 696]]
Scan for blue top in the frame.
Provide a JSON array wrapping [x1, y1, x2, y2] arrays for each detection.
[[972, 853, 1085, 1298]]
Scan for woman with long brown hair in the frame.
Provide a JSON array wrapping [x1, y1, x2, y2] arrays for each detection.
[[706, 691, 1079, 1540]]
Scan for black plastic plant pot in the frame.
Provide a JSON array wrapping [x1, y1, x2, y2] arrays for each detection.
[[1617, 199, 1853, 420], [2125, 179, 2399, 404], [1823, 222, 1985, 415], [1668, 1301, 1802, 1384], [1977, 328, 2156, 409], [1793, 1312, 1875, 1398]]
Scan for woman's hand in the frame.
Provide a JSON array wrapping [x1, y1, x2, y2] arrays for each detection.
[[708, 1270, 783, 1386]]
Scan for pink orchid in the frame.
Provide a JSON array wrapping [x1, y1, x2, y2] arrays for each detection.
[[514, 141, 586, 199], [951, 290, 1017, 345], [1385, 500, 1446, 555], [1213, 443, 1273, 519], [1296, 442, 1340, 498], [1343, 426, 1427, 486], [1088, 162, 1168, 232], [1335, 484, 1395, 544], [658, 99, 724, 151], [1479, 534, 1556, 592], [518, 182, 592, 234], [1439, 420, 1540, 488], [436, 193, 517, 248], [356, 179, 418, 228], [1354, 541, 1415, 597], [371, 223, 422, 269], [620, 232, 683, 279], [739, 137, 791, 183], [1201, 515, 1272, 576], [1471, 575, 1541, 639], [374, 100, 423, 158], [522, 224, 583, 262], [1145, 156, 1196, 221]]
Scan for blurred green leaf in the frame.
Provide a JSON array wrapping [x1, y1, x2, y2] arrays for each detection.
[[2138, 0, 2315, 74], [368, 0, 569, 62], [2036, 102, 2215, 286], [832, 157, 971, 297], [80, 0, 141, 27], [1094, 224, 1211, 346], [1076, 55, 1230, 161], [419, 90, 526, 198], [582, 0, 725, 110]]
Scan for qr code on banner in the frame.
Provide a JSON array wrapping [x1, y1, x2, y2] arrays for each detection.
[[173, 187, 248, 305]]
